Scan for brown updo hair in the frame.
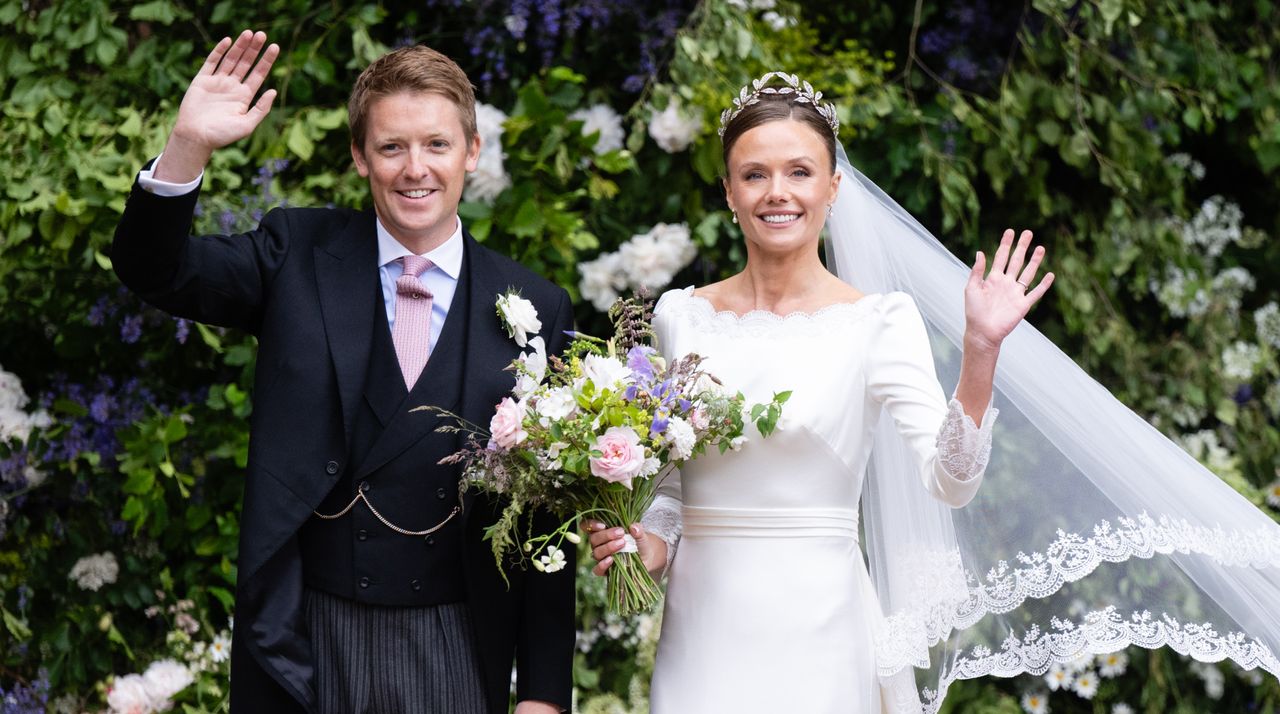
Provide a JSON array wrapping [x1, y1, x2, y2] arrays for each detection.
[[720, 94, 837, 173]]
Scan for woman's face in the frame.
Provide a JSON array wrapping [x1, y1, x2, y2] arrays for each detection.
[[723, 118, 840, 259]]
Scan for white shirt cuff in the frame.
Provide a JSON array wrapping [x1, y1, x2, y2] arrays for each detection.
[[138, 154, 203, 197]]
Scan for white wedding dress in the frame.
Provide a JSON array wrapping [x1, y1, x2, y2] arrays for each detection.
[[643, 287, 997, 713]]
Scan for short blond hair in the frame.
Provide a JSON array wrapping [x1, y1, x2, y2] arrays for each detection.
[[348, 45, 477, 148]]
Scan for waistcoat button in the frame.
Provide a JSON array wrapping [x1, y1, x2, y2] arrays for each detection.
[[325, 460, 339, 475], [358, 576, 370, 589]]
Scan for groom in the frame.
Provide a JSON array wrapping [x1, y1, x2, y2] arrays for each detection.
[[111, 31, 575, 713]]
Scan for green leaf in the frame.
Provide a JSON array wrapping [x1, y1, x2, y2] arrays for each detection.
[[286, 121, 315, 161], [509, 198, 545, 239]]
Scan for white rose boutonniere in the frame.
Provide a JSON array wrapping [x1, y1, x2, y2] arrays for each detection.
[[497, 291, 542, 347]]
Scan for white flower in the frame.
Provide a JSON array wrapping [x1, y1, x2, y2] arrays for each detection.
[[513, 336, 547, 399], [569, 104, 625, 155], [1167, 152, 1206, 181], [1149, 265, 1209, 318], [0, 365, 51, 446], [1065, 653, 1094, 673], [618, 222, 697, 291], [1211, 266, 1255, 313], [1071, 670, 1099, 698], [750, 0, 776, 8], [1044, 662, 1074, 691], [107, 673, 157, 714], [1180, 429, 1235, 474], [1222, 340, 1261, 381], [465, 103, 511, 204], [1255, 302, 1280, 349], [761, 10, 796, 30], [536, 387, 578, 424], [1112, 704, 1135, 714], [539, 545, 567, 573], [24, 465, 46, 488], [1178, 195, 1245, 257], [143, 659, 194, 704], [1266, 480, 1280, 508], [664, 415, 696, 460], [1239, 665, 1265, 685], [639, 455, 661, 477], [578, 251, 626, 312], [209, 632, 231, 663], [503, 13, 527, 37], [496, 293, 541, 348], [1020, 691, 1049, 714], [726, 0, 748, 7], [1097, 650, 1128, 677], [728, 435, 748, 451], [1191, 661, 1225, 699], [581, 354, 633, 391], [648, 99, 702, 153], [69, 552, 119, 591]]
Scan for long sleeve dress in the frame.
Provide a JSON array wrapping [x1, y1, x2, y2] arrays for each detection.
[[641, 287, 997, 713]]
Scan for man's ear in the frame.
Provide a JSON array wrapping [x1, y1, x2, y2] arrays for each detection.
[[465, 131, 481, 173], [351, 141, 370, 178]]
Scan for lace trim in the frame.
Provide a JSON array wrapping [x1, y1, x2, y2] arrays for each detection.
[[916, 606, 1280, 713], [655, 286, 884, 338], [876, 512, 1280, 676], [935, 398, 997, 482], [642, 494, 683, 578]]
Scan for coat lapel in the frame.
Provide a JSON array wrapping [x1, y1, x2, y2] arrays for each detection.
[[314, 211, 380, 440]]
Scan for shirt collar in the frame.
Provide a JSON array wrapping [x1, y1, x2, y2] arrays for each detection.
[[375, 216, 464, 279]]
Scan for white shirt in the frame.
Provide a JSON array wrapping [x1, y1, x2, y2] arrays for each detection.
[[138, 158, 463, 348]]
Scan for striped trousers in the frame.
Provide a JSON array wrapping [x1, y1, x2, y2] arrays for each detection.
[[305, 589, 488, 714]]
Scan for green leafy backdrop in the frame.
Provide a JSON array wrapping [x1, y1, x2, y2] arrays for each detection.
[[0, 0, 1277, 711]]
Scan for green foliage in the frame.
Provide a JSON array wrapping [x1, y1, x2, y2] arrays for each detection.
[[0, 0, 1277, 709]]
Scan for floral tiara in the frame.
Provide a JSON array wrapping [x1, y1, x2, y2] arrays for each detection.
[[718, 71, 840, 139]]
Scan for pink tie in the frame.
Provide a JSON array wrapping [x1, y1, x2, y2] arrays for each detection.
[[391, 255, 434, 389]]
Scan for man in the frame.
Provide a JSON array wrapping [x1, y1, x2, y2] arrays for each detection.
[[112, 30, 575, 714]]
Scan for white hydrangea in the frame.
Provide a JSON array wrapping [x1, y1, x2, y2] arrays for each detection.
[[465, 103, 511, 204], [664, 415, 697, 460], [569, 104, 625, 155], [648, 99, 702, 153], [69, 552, 119, 591], [1254, 302, 1280, 349], [618, 222, 697, 290], [578, 251, 626, 312], [1178, 195, 1244, 257], [761, 10, 797, 30], [535, 387, 578, 424], [579, 223, 697, 312], [1222, 340, 1261, 381], [1180, 429, 1235, 475], [1166, 152, 1206, 181], [0, 365, 52, 446], [1210, 266, 1255, 313], [1149, 265, 1209, 318]]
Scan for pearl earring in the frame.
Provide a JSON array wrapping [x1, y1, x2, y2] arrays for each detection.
[[731, 211, 738, 224]]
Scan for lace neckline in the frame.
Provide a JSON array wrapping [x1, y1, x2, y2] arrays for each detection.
[[670, 285, 884, 324]]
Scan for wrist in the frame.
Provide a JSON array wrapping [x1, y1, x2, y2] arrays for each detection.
[[963, 331, 1001, 357], [153, 132, 213, 184]]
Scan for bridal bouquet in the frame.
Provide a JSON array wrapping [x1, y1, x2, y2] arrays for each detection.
[[433, 292, 789, 615]]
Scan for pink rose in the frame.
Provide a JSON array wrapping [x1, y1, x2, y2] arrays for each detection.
[[589, 426, 646, 490], [489, 398, 528, 450]]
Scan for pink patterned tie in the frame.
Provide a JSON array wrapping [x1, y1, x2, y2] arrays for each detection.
[[391, 255, 434, 389]]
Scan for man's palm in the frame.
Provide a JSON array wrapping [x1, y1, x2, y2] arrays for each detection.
[[172, 30, 279, 150]]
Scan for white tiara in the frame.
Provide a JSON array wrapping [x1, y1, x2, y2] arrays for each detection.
[[718, 71, 840, 139]]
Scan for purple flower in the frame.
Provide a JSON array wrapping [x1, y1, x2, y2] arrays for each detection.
[[120, 314, 143, 344], [649, 413, 669, 437], [89, 393, 111, 423], [87, 296, 112, 327], [1234, 384, 1253, 404], [627, 346, 657, 381], [174, 318, 190, 344]]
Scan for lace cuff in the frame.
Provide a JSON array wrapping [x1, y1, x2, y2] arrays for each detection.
[[935, 397, 998, 483], [641, 494, 683, 578]]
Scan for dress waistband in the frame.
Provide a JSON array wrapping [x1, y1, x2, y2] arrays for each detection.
[[682, 506, 859, 540]]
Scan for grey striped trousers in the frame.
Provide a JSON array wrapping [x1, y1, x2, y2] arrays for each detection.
[[305, 589, 488, 714]]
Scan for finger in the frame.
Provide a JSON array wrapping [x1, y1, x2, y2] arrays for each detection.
[[989, 229, 1015, 276], [587, 526, 624, 549], [967, 250, 985, 290], [592, 555, 613, 577], [1016, 245, 1045, 289], [217, 29, 255, 75], [249, 88, 277, 121], [1025, 272, 1055, 304], [243, 43, 280, 95], [199, 37, 233, 76], [1005, 230, 1033, 278], [236, 31, 270, 82], [590, 536, 626, 562]]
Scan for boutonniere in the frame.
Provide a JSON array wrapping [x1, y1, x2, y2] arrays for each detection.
[[496, 290, 542, 347]]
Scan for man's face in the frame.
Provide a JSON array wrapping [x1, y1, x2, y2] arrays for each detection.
[[351, 91, 480, 252]]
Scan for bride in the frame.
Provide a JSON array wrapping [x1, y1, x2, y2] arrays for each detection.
[[586, 73, 1280, 712]]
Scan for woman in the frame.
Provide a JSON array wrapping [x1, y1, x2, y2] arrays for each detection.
[[588, 73, 1280, 712]]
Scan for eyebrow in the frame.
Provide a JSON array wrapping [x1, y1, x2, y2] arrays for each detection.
[[737, 156, 818, 170]]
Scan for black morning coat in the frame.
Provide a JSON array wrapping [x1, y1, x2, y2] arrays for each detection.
[[111, 169, 577, 714]]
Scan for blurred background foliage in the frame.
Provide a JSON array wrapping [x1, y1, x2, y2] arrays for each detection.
[[0, 0, 1277, 711]]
